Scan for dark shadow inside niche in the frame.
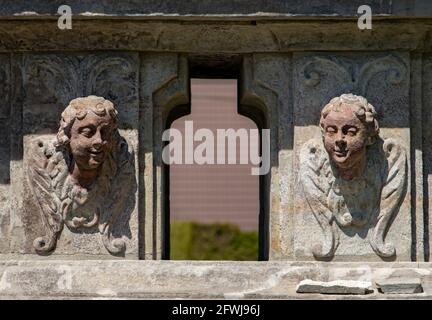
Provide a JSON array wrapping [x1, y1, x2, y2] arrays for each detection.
[[424, 158, 430, 262], [422, 64, 432, 262], [239, 104, 269, 261], [162, 54, 269, 261], [188, 54, 243, 79], [162, 103, 191, 260], [0, 120, 10, 184]]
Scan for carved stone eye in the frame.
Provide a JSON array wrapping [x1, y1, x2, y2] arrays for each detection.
[[346, 129, 357, 136], [80, 127, 93, 137]]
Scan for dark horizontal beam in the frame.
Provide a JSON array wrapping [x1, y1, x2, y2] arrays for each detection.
[[0, 1, 430, 18]]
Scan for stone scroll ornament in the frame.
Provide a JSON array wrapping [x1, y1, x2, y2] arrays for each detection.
[[299, 94, 407, 259], [27, 96, 134, 255]]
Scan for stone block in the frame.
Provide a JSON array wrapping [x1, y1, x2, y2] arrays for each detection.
[[376, 278, 423, 294], [296, 279, 374, 295]]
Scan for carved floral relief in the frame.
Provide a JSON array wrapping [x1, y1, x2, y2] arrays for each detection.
[[22, 53, 138, 131]]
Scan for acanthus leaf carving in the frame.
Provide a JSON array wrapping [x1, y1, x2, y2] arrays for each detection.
[[357, 55, 407, 96], [24, 53, 137, 112], [24, 55, 78, 106], [369, 138, 407, 257], [299, 139, 339, 259], [299, 54, 408, 96], [302, 56, 352, 88], [26, 139, 65, 253], [84, 55, 137, 110]]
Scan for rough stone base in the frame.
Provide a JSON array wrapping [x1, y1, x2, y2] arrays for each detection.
[[0, 259, 432, 299]]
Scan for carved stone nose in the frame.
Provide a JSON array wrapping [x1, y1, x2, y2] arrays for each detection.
[[92, 135, 103, 148], [335, 139, 346, 149], [93, 141, 102, 148]]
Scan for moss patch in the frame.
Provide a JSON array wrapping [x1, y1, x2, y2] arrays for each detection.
[[170, 221, 258, 261]]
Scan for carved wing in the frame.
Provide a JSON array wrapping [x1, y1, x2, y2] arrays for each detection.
[[26, 138, 64, 254], [299, 139, 339, 259], [98, 136, 135, 255], [369, 138, 407, 258]]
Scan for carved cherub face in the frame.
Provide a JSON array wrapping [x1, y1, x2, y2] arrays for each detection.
[[319, 94, 379, 178], [69, 111, 115, 170], [56, 96, 119, 173], [321, 105, 368, 169]]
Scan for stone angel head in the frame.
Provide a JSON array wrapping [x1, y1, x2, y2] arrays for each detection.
[[56, 96, 120, 186], [299, 93, 407, 260], [319, 94, 380, 180], [27, 96, 135, 256]]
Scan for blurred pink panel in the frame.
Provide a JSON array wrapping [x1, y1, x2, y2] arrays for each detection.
[[170, 79, 259, 231]]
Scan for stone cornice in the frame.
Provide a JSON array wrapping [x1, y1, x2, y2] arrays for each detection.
[[0, 20, 430, 53]]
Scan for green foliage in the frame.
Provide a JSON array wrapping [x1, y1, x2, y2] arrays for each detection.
[[170, 221, 258, 261]]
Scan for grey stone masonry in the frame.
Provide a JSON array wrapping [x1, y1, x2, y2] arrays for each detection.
[[0, 0, 431, 300]]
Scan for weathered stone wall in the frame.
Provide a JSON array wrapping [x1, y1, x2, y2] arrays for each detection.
[[0, 2, 430, 265]]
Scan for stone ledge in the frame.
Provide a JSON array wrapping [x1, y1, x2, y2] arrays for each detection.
[[0, 260, 431, 299]]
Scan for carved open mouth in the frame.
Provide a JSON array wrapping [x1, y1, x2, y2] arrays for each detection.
[[88, 149, 104, 158], [334, 149, 348, 157], [89, 149, 102, 155]]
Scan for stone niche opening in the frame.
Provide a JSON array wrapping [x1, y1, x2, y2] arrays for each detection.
[[162, 54, 269, 261]]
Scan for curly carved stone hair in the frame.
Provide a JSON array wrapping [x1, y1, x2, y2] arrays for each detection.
[[56, 95, 119, 149], [319, 93, 380, 145]]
